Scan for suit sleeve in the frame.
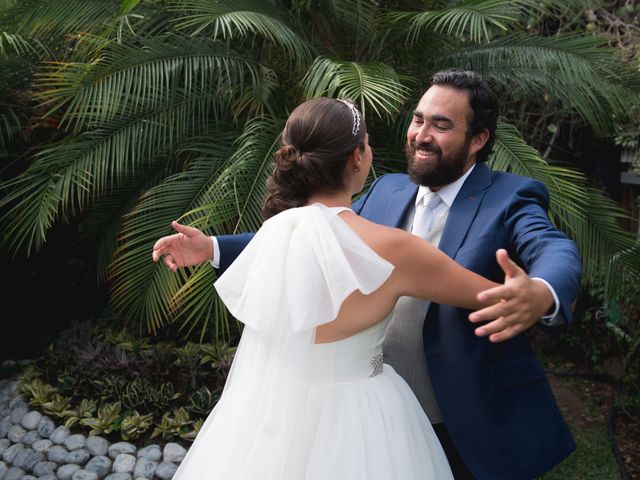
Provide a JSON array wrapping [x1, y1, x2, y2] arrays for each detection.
[[216, 233, 255, 276], [504, 179, 582, 328]]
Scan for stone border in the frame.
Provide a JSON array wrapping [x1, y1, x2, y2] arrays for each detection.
[[0, 379, 187, 480]]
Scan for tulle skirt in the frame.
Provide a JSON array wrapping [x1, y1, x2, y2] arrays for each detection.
[[173, 364, 453, 480]]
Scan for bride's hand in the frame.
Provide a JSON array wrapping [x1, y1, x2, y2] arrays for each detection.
[[152, 221, 213, 272], [467, 249, 555, 343]]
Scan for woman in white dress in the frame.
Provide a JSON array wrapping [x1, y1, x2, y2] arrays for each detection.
[[154, 98, 502, 479]]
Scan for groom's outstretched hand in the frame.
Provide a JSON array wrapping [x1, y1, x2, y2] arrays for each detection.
[[152, 221, 213, 272], [468, 249, 554, 343]]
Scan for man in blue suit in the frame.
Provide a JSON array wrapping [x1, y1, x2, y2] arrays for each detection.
[[153, 69, 581, 479], [346, 70, 581, 479]]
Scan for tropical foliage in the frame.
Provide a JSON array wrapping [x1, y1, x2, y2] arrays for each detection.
[[18, 318, 234, 442], [1, 0, 639, 339]]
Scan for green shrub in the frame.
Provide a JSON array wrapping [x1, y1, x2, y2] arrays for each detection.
[[17, 319, 235, 445]]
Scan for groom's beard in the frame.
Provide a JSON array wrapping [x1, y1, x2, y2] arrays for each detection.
[[406, 138, 471, 188]]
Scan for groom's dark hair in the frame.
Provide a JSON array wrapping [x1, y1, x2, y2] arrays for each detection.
[[430, 69, 498, 163]]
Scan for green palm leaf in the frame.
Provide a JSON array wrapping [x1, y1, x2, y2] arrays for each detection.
[[301, 56, 412, 120], [0, 108, 25, 155], [13, 0, 120, 40], [190, 116, 284, 234], [606, 242, 640, 299], [0, 31, 45, 57], [109, 130, 239, 335], [439, 33, 631, 136], [0, 88, 225, 255], [36, 35, 264, 132], [294, 0, 378, 40], [79, 160, 182, 282], [171, 0, 312, 67], [384, 0, 527, 44]]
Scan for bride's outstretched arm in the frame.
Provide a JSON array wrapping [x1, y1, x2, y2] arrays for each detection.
[[390, 231, 500, 310]]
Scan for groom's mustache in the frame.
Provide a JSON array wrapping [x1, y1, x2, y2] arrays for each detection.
[[408, 141, 442, 155]]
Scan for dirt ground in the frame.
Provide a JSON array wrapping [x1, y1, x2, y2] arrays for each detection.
[[548, 372, 639, 479]]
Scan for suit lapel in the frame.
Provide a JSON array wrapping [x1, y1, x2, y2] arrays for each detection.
[[439, 162, 492, 259], [385, 180, 418, 228]]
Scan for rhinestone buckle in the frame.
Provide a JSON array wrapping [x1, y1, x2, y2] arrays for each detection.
[[370, 353, 383, 377]]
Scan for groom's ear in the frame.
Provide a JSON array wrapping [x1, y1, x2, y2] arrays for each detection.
[[470, 129, 489, 156]]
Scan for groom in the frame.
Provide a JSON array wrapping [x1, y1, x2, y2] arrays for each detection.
[[154, 69, 581, 479], [345, 69, 581, 479]]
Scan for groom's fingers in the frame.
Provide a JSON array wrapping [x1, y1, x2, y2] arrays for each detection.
[[152, 243, 171, 262], [495, 249, 523, 280], [171, 220, 200, 237], [163, 253, 179, 272], [474, 314, 525, 341], [469, 298, 510, 323], [476, 283, 515, 303], [487, 325, 521, 343]]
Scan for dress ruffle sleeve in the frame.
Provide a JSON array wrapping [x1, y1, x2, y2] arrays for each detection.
[[214, 203, 394, 332]]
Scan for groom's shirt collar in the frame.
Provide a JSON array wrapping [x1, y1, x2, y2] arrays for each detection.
[[415, 163, 476, 209]]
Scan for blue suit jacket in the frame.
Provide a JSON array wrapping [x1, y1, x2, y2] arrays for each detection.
[[217, 162, 581, 479]]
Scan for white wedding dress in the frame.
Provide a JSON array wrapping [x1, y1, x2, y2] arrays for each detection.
[[172, 204, 453, 479]]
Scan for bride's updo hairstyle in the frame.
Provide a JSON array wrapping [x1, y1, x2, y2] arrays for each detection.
[[262, 97, 366, 219]]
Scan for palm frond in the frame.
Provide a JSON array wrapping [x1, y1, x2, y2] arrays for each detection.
[[231, 65, 281, 120], [384, 0, 528, 44], [520, 0, 608, 21], [79, 158, 184, 281], [301, 56, 412, 121], [108, 130, 239, 335], [0, 108, 26, 154], [606, 241, 640, 299], [190, 116, 284, 234], [14, 0, 120, 41], [295, 0, 378, 38], [119, 0, 143, 16], [171, 264, 228, 341], [0, 88, 225, 255], [171, 0, 311, 67], [438, 33, 632, 136], [36, 35, 263, 131], [0, 31, 45, 57]]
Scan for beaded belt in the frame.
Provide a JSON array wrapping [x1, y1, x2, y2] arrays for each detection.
[[370, 353, 383, 377]]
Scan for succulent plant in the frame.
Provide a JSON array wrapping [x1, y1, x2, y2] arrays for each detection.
[[41, 393, 73, 419], [80, 401, 123, 435], [151, 407, 192, 441], [63, 398, 97, 429], [120, 410, 154, 440]]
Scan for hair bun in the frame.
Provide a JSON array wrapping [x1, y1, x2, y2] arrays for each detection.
[[274, 144, 300, 170]]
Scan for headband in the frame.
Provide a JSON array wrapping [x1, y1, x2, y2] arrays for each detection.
[[339, 99, 361, 136]]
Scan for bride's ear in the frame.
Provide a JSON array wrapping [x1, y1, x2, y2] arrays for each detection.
[[348, 148, 362, 173]]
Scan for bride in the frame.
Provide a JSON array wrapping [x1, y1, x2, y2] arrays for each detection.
[[154, 97, 507, 479]]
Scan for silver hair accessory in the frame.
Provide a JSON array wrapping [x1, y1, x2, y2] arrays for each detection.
[[339, 99, 361, 136]]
